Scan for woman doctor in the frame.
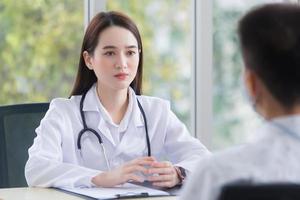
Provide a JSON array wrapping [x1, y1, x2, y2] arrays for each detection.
[[25, 11, 209, 188]]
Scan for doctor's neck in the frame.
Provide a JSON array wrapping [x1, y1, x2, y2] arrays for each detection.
[[96, 83, 129, 124]]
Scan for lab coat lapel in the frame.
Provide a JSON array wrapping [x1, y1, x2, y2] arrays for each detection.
[[97, 117, 116, 146], [132, 96, 155, 142], [82, 84, 115, 146], [114, 125, 147, 158], [112, 95, 146, 157]]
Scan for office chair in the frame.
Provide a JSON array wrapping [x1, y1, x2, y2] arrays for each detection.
[[219, 182, 300, 200], [0, 103, 49, 188]]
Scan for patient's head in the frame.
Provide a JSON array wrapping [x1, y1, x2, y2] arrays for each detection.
[[238, 3, 300, 119]]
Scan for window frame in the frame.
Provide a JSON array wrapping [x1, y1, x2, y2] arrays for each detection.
[[193, 0, 213, 148]]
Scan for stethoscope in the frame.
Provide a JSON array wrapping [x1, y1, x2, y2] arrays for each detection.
[[77, 89, 151, 170]]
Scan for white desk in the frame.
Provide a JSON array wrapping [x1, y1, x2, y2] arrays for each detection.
[[0, 187, 177, 200]]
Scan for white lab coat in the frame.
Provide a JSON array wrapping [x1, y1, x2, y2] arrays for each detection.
[[180, 115, 300, 200], [25, 84, 209, 188]]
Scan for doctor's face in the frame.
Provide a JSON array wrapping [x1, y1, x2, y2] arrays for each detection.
[[85, 26, 140, 92]]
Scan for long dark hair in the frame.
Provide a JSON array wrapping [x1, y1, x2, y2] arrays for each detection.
[[70, 11, 143, 96]]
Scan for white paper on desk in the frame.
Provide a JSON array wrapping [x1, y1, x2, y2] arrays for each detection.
[[60, 183, 170, 199]]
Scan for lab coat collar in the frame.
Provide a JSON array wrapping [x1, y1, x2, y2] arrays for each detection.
[[82, 84, 144, 127], [93, 85, 144, 129], [129, 87, 144, 128], [96, 87, 135, 136], [81, 84, 115, 144], [81, 84, 145, 147], [82, 84, 99, 112]]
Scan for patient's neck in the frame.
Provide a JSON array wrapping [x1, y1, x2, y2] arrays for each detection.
[[264, 103, 300, 120]]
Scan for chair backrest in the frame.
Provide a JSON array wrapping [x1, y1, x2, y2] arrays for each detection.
[[0, 103, 49, 188], [219, 183, 300, 200]]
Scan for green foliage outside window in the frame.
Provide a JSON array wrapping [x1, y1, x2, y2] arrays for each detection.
[[0, 0, 83, 104]]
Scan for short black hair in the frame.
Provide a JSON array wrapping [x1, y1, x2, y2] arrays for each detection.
[[238, 3, 300, 108]]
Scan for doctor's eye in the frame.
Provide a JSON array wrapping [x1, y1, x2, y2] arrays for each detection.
[[126, 50, 137, 56], [103, 51, 115, 56]]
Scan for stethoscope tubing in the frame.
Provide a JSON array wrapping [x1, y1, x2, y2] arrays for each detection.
[[76, 88, 151, 170], [137, 99, 151, 157]]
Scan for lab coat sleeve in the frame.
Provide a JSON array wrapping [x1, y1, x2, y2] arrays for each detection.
[[164, 104, 210, 173], [25, 100, 99, 188]]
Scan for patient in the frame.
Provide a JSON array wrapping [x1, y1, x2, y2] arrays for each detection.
[[180, 3, 300, 200]]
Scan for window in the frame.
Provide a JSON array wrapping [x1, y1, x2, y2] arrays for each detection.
[[106, 0, 194, 131], [212, 0, 299, 149]]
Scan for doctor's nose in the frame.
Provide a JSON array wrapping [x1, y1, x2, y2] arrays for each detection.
[[115, 53, 128, 70]]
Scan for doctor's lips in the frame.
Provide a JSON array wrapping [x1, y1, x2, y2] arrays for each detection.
[[114, 73, 129, 80]]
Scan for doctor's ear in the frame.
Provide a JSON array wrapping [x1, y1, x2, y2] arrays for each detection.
[[83, 51, 93, 70]]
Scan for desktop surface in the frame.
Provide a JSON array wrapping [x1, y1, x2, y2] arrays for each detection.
[[0, 187, 177, 200]]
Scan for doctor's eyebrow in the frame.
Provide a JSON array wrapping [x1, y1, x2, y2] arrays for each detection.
[[125, 45, 138, 49], [102, 45, 138, 50]]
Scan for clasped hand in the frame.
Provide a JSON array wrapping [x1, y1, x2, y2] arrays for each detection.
[[92, 156, 180, 188]]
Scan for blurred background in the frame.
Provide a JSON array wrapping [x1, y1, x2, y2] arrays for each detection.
[[0, 0, 298, 150]]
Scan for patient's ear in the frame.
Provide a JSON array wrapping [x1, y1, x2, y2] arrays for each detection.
[[83, 51, 93, 70], [244, 68, 258, 101]]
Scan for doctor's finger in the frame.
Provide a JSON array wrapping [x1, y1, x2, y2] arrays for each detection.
[[147, 174, 173, 182], [124, 165, 148, 174], [147, 167, 173, 175], [150, 161, 172, 168], [129, 159, 156, 166], [152, 180, 174, 188], [124, 173, 144, 183], [124, 160, 154, 169]]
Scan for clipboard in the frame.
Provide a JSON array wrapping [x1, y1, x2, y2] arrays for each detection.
[[59, 182, 171, 199], [115, 192, 149, 198], [131, 181, 182, 196]]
